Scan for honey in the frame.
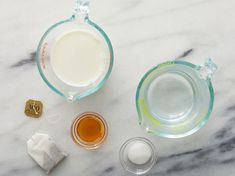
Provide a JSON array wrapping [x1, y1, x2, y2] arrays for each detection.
[[77, 114, 104, 142], [71, 112, 107, 149]]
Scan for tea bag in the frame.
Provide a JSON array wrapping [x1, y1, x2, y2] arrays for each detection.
[[27, 133, 67, 174]]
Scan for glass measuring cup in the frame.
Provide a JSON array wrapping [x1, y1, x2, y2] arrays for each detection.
[[36, 0, 114, 102], [136, 59, 217, 138]]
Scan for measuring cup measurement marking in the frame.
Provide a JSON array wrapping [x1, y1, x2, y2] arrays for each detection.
[[41, 42, 48, 69]]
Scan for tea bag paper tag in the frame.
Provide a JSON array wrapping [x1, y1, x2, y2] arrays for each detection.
[[27, 133, 67, 174], [24, 99, 43, 118]]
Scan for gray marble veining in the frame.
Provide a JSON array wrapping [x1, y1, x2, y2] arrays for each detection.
[[10, 52, 36, 68]]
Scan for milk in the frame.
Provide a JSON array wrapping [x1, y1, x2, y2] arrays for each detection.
[[51, 30, 110, 87]]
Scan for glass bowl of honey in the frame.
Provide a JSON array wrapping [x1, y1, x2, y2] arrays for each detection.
[[71, 112, 108, 149]]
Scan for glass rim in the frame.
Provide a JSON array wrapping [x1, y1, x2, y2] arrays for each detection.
[[135, 60, 215, 138], [36, 16, 114, 101]]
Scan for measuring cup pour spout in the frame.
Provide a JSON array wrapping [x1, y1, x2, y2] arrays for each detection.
[[67, 93, 76, 103]]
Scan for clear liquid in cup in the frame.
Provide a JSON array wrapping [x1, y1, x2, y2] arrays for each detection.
[[147, 73, 194, 122]]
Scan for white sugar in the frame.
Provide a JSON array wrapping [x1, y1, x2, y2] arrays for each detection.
[[127, 141, 152, 165]]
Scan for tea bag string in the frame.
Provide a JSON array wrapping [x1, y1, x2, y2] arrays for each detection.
[[32, 101, 39, 115]]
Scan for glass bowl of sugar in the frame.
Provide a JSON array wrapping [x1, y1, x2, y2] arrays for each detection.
[[36, 0, 113, 102], [119, 137, 157, 175]]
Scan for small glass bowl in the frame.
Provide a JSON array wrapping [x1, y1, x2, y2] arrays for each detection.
[[71, 112, 108, 149], [119, 137, 157, 175]]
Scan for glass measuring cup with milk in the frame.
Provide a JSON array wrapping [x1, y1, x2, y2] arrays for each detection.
[[36, 0, 113, 102]]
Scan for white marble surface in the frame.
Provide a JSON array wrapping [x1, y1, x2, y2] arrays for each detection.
[[1, 0, 235, 175]]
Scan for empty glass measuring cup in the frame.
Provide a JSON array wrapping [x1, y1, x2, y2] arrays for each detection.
[[136, 59, 217, 138], [36, 0, 114, 102]]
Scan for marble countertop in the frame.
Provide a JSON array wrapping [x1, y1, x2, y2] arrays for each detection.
[[1, 0, 235, 175]]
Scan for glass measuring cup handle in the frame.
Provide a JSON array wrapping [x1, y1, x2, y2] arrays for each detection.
[[74, 0, 91, 19], [196, 59, 218, 80], [175, 57, 217, 80]]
